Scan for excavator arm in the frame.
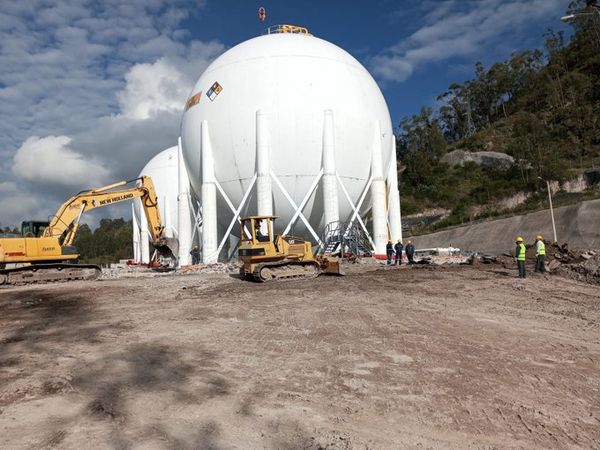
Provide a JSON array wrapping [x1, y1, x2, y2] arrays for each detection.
[[43, 176, 177, 261]]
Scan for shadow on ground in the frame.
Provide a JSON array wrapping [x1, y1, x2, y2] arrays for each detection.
[[0, 290, 108, 361]]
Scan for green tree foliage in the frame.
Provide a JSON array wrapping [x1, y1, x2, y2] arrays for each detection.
[[73, 218, 133, 265], [397, 3, 600, 223]]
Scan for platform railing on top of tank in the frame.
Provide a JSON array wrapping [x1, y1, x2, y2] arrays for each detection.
[[263, 24, 311, 35]]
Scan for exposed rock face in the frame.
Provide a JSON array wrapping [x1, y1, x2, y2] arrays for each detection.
[[441, 149, 515, 171], [562, 175, 587, 193]]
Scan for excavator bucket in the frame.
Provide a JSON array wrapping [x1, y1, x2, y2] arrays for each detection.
[[153, 237, 179, 266], [318, 256, 345, 276]]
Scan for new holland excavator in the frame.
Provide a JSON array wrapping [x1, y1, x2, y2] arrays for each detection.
[[238, 215, 344, 282], [0, 176, 177, 285]]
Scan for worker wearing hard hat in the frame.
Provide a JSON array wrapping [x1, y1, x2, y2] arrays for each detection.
[[534, 235, 546, 274], [515, 236, 526, 278], [405, 240, 416, 264]]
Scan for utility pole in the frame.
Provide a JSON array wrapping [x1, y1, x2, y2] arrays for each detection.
[[538, 177, 558, 243]]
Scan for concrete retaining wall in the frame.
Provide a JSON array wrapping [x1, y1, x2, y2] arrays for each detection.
[[409, 199, 600, 254]]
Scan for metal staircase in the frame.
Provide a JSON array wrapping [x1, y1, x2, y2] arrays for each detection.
[[320, 220, 372, 258]]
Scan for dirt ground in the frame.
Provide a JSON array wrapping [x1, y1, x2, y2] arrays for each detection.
[[1, 264, 599, 449]]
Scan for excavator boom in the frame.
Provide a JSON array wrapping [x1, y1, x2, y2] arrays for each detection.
[[0, 176, 177, 286]]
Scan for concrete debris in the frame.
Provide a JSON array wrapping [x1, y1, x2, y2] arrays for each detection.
[[553, 252, 600, 285], [178, 262, 239, 274], [431, 255, 470, 265], [99, 264, 132, 280], [464, 254, 497, 265], [98, 263, 178, 280], [547, 259, 562, 272], [99, 264, 155, 280]]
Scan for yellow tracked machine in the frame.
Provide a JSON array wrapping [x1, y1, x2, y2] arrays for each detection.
[[0, 176, 177, 286], [238, 216, 344, 282]]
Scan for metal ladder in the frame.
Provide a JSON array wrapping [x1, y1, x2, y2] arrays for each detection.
[[320, 221, 372, 258]]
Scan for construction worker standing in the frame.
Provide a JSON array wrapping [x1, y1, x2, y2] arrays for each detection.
[[515, 236, 526, 278], [405, 240, 416, 264], [190, 246, 201, 265], [394, 240, 404, 265], [386, 241, 394, 265], [535, 235, 546, 273]]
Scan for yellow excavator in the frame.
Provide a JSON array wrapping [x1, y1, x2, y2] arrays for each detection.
[[0, 176, 177, 285], [238, 216, 344, 282]]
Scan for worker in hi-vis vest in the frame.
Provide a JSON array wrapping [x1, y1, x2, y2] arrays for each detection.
[[534, 235, 546, 274], [515, 236, 526, 279]]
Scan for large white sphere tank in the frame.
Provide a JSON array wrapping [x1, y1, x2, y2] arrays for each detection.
[[181, 32, 393, 236], [133, 146, 179, 235]]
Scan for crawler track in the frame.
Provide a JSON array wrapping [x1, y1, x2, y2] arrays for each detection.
[[0, 263, 101, 286], [251, 261, 320, 282]]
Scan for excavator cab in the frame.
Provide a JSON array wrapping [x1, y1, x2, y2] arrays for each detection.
[[21, 221, 49, 238]]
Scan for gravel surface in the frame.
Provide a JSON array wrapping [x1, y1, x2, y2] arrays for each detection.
[[1, 264, 599, 449]]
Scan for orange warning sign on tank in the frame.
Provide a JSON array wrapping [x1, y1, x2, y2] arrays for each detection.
[[185, 92, 202, 111]]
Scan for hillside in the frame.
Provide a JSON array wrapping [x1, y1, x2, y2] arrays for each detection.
[[397, 0, 600, 234]]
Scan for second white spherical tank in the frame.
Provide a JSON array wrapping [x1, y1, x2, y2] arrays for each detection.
[[133, 146, 180, 236], [181, 32, 394, 235]]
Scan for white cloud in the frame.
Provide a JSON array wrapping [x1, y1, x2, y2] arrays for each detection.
[[118, 59, 190, 120], [371, 0, 564, 82], [12, 135, 110, 187], [117, 38, 224, 120], [0, 0, 223, 226], [0, 0, 216, 149]]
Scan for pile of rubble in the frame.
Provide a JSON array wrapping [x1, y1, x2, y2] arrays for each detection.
[[99, 265, 137, 280], [546, 244, 600, 285], [493, 243, 600, 285], [98, 264, 159, 280], [178, 262, 239, 274], [463, 253, 498, 265], [432, 254, 471, 265]]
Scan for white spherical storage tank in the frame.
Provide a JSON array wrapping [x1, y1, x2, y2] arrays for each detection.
[[181, 29, 402, 262], [132, 145, 196, 264]]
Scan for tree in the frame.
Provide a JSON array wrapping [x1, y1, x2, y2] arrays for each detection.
[[73, 218, 133, 264], [394, 4, 600, 228]]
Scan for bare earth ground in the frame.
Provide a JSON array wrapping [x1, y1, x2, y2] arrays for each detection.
[[1, 264, 599, 449]]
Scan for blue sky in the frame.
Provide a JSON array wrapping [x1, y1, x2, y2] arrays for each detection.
[[186, 0, 569, 123], [0, 0, 570, 226]]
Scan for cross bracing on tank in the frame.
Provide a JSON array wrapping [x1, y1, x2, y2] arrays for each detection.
[[339, 173, 375, 249], [214, 175, 256, 259], [270, 170, 323, 245], [279, 169, 324, 242]]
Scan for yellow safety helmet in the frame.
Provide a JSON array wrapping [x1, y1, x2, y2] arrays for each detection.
[[516, 236, 524, 242], [535, 235, 543, 241]]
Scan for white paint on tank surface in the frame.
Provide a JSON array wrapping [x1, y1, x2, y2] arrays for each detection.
[[181, 33, 394, 240]]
